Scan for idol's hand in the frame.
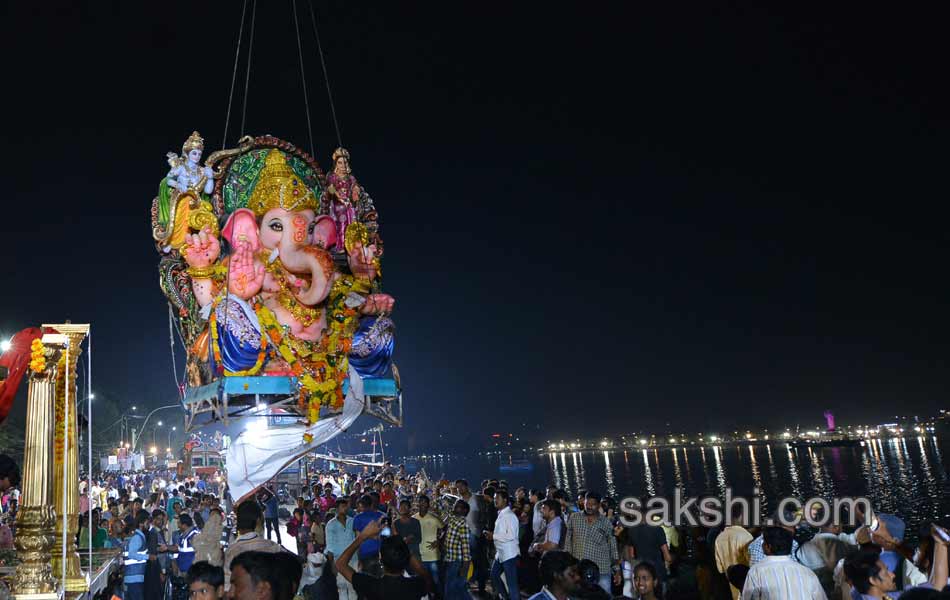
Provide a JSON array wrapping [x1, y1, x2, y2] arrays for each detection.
[[227, 240, 265, 299], [361, 294, 395, 315], [183, 227, 221, 268]]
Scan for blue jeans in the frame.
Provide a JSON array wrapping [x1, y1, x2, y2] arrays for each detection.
[[597, 573, 611, 595], [444, 560, 471, 600], [469, 532, 488, 592], [490, 557, 519, 600], [423, 560, 441, 590], [125, 582, 144, 600]]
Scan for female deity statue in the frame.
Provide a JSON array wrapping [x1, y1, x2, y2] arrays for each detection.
[[327, 147, 361, 252]]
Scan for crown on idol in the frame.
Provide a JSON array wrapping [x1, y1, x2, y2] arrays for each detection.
[[181, 131, 205, 154], [245, 149, 318, 217]]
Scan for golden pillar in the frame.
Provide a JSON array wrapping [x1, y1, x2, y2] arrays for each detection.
[[12, 336, 64, 600], [45, 323, 90, 594]]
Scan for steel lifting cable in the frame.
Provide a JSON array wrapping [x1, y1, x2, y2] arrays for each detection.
[[292, 0, 316, 159], [240, 0, 259, 138], [222, 0, 250, 149], [168, 304, 184, 400], [308, 0, 343, 148]]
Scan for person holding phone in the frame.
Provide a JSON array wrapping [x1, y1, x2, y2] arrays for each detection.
[[335, 516, 433, 600]]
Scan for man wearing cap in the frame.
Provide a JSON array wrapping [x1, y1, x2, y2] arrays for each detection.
[[842, 524, 948, 600], [869, 514, 927, 591], [831, 514, 927, 600]]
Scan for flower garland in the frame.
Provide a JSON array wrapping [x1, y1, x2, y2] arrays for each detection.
[[254, 275, 368, 425], [29, 339, 46, 373]]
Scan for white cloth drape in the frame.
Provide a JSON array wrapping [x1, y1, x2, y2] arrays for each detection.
[[226, 368, 364, 503]]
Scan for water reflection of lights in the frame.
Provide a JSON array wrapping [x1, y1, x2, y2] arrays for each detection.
[[572, 452, 586, 492], [748, 445, 761, 491], [671, 448, 683, 489], [642, 448, 655, 496], [550, 452, 564, 490], [603, 451, 616, 498], [786, 446, 802, 499], [712, 445, 726, 498]]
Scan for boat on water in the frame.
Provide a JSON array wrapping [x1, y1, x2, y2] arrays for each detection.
[[788, 436, 864, 448], [500, 458, 533, 472]]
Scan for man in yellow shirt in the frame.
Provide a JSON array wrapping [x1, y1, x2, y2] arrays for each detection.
[[715, 506, 753, 600], [414, 495, 445, 593]]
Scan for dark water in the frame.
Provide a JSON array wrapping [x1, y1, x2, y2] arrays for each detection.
[[411, 436, 950, 539]]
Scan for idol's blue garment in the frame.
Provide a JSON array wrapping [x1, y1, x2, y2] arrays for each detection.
[[209, 297, 263, 374], [210, 300, 394, 378], [349, 316, 395, 377]]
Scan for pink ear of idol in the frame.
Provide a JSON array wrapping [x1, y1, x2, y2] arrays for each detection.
[[313, 215, 337, 249], [221, 208, 261, 252]]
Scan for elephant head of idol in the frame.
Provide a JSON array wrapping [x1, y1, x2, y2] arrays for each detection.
[[221, 150, 337, 307]]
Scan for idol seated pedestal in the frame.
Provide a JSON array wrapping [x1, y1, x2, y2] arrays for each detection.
[[182, 372, 401, 430]]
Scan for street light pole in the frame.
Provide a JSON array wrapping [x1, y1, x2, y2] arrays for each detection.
[[132, 404, 179, 452], [167, 426, 176, 451]]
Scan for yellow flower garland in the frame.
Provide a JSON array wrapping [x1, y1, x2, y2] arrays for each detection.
[[29, 339, 46, 373], [253, 274, 366, 425]]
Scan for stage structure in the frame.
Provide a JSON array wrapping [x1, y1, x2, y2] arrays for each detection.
[[1, 324, 96, 599]]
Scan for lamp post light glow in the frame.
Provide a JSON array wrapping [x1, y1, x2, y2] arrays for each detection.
[[0, 339, 10, 353]]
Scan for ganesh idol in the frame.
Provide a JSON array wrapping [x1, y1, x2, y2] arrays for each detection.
[[180, 149, 395, 415]]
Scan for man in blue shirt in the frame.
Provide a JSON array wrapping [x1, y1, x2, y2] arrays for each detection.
[[261, 488, 281, 545], [326, 498, 357, 600], [123, 510, 150, 600], [351, 494, 386, 577]]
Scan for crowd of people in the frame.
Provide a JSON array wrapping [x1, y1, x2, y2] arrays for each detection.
[[0, 455, 945, 600], [81, 462, 949, 600]]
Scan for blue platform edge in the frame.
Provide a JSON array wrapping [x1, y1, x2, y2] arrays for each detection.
[[183, 375, 398, 406]]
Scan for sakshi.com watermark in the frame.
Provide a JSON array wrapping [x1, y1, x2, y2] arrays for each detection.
[[617, 487, 874, 528]]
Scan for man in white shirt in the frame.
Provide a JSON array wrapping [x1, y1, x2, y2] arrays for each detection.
[[485, 489, 520, 600], [742, 527, 826, 599]]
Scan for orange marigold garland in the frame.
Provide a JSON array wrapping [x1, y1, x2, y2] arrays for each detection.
[[253, 274, 367, 426], [29, 339, 46, 373]]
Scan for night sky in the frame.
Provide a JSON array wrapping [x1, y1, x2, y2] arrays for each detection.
[[1, 3, 948, 451]]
